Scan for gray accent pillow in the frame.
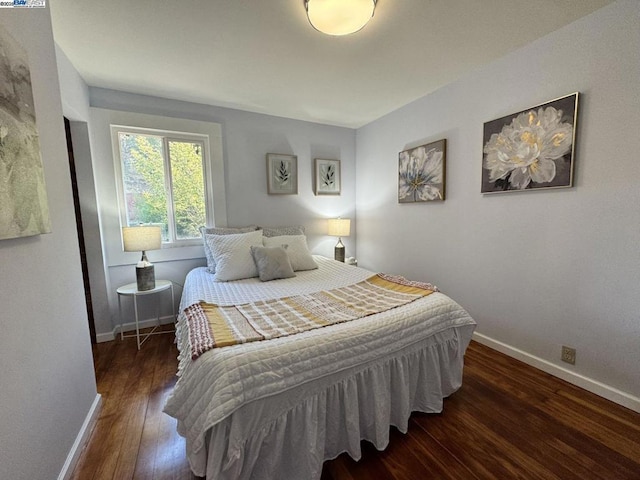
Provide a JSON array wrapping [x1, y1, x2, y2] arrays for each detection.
[[200, 225, 259, 273], [250, 245, 296, 282], [262, 235, 318, 271], [261, 225, 305, 237]]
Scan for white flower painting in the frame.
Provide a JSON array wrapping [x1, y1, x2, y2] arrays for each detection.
[[398, 139, 446, 203], [482, 93, 578, 193], [0, 24, 51, 240]]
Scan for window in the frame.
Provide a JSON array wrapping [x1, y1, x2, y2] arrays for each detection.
[[113, 126, 213, 246]]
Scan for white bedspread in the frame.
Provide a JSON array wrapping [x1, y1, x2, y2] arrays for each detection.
[[164, 256, 476, 479], [178, 255, 375, 309]]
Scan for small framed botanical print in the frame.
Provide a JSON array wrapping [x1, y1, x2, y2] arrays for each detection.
[[267, 153, 298, 195], [314, 158, 341, 195]]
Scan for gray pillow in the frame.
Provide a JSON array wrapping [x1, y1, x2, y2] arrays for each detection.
[[250, 245, 296, 282], [200, 225, 259, 273], [261, 225, 305, 237], [262, 235, 318, 271]]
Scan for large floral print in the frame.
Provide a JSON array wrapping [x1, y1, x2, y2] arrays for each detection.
[[481, 94, 578, 193], [398, 139, 446, 203], [0, 24, 51, 240]]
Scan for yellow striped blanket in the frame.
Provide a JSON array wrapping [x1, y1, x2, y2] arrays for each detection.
[[185, 274, 438, 360]]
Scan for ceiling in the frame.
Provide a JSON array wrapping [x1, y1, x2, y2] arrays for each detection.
[[50, 0, 613, 128]]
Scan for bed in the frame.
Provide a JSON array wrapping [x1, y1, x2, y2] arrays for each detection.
[[164, 253, 476, 480]]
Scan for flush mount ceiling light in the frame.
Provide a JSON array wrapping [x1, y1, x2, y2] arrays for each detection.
[[305, 0, 377, 36]]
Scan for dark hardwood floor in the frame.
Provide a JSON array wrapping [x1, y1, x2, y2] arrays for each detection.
[[71, 327, 640, 479]]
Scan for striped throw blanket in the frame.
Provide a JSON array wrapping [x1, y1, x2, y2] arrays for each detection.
[[185, 274, 438, 360]]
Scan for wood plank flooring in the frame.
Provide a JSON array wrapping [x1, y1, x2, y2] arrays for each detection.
[[71, 327, 640, 479]]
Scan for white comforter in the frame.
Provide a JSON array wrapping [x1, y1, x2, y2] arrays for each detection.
[[164, 257, 476, 479]]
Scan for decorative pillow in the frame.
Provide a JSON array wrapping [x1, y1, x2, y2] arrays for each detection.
[[250, 245, 296, 282], [200, 225, 259, 273], [261, 225, 305, 237], [263, 235, 318, 271], [206, 229, 263, 281]]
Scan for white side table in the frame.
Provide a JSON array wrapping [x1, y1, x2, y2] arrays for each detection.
[[117, 280, 175, 349]]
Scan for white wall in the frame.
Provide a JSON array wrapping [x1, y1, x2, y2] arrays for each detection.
[[56, 44, 112, 343], [55, 44, 90, 122], [0, 9, 98, 480], [85, 90, 356, 339], [356, 0, 640, 408]]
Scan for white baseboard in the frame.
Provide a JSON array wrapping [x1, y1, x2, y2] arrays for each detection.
[[472, 332, 640, 413], [96, 315, 175, 343], [96, 330, 116, 343], [57, 394, 102, 480]]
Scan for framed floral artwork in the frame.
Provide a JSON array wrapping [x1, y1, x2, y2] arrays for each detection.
[[0, 24, 51, 240], [314, 158, 341, 195], [398, 139, 446, 203], [481, 92, 579, 193], [267, 153, 297, 194]]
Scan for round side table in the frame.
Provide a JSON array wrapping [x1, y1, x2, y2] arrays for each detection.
[[116, 280, 175, 349]]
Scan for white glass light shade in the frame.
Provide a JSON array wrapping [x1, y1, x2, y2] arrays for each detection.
[[122, 226, 162, 252], [305, 0, 376, 36], [327, 218, 351, 237]]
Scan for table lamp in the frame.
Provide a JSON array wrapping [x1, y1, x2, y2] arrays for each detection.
[[328, 218, 350, 262], [122, 225, 162, 291]]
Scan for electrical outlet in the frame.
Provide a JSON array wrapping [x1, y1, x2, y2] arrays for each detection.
[[561, 346, 576, 365]]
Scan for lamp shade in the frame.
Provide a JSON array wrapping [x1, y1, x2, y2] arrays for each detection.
[[122, 226, 162, 252], [305, 0, 376, 36], [328, 218, 351, 237]]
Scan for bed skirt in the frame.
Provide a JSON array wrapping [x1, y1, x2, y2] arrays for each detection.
[[184, 324, 474, 479]]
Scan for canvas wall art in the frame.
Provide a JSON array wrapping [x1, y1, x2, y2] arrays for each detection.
[[0, 24, 51, 240], [398, 139, 446, 203], [266, 153, 298, 194], [314, 158, 341, 195], [481, 93, 579, 194]]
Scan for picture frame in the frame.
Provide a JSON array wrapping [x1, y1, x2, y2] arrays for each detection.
[[0, 24, 51, 240], [398, 139, 446, 203], [314, 158, 341, 195], [266, 153, 298, 195], [481, 92, 579, 194]]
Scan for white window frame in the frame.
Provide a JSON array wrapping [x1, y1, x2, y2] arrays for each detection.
[[111, 125, 216, 247]]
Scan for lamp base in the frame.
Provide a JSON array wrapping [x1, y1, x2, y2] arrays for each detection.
[[334, 238, 345, 262], [136, 264, 156, 291]]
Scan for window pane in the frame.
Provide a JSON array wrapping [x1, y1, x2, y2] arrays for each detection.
[[119, 133, 169, 240], [168, 140, 206, 240]]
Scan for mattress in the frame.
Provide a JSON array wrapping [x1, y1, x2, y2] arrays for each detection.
[[164, 256, 476, 479]]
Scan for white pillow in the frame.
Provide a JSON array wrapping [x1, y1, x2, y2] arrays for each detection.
[[206, 230, 263, 281], [200, 225, 258, 274], [263, 235, 318, 271]]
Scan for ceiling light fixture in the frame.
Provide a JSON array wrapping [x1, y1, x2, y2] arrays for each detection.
[[305, 0, 377, 36]]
